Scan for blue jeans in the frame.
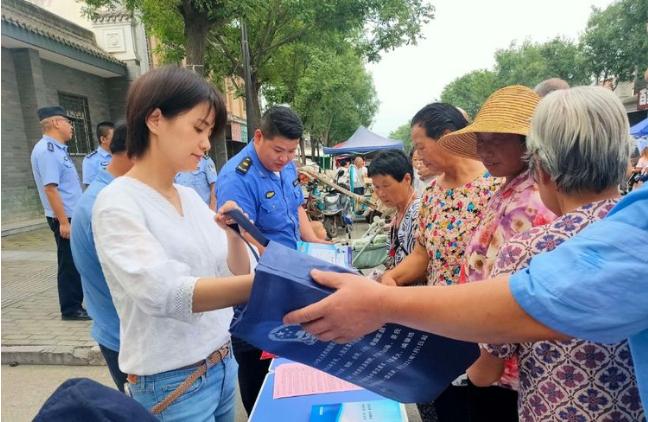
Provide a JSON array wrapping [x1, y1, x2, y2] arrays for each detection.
[[128, 353, 238, 422]]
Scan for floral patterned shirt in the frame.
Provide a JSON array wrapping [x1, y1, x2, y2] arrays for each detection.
[[463, 169, 555, 283], [461, 170, 555, 390], [484, 199, 645, 422], [416, 172, 502, 286]]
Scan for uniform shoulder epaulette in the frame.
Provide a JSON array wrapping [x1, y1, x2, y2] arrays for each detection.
[[47, 142, 54, 152], [86, 150, 98, 158], [236, 156, 252, 175]]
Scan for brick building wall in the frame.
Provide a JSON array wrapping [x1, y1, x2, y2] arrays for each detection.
[[1, 47, 128, 227], [1, 48, 43, 224], [41, 60, 114, 157]]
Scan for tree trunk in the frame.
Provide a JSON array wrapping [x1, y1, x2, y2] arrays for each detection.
[[310, 138, 317, 164], [212, 131, 228, 172], [248, 72, 262, 133], [181, 1, 209, 74], [299, 137, 306, 165], [179, 2, 227, 169]]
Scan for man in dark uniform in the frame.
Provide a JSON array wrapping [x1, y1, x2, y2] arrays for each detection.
[[217, 105, 325, 413], [30, 106, 87, 320]]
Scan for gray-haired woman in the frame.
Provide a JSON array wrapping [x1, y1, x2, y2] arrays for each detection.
[[467, 86, 643, 422]]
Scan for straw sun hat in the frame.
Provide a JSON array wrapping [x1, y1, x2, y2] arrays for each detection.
[[439, 85, 540, 159]]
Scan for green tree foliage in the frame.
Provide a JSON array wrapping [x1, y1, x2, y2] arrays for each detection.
[[265, 41, 378, 147], [440, 70, 499, 118], [581, 0, 648, 85], [206, 0, 434, 122], [389, 123, 412, 152], [440, 38, 591, 117], [495, 38, 591, 87], [82, 0, 239, 67]]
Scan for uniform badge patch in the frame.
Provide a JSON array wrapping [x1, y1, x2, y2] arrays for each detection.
[[266, 191, 276, 199], [236, 157, 252, 175], [47, 142, 54, 152], [293, 178, 299, 187]]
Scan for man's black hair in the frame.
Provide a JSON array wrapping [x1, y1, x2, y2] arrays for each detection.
[[367, 150, 413, 185], [110, 122, 127, 154], [96, 121, 114, 142], [410, 103, 468, 140], [260, 106, 303, 140]]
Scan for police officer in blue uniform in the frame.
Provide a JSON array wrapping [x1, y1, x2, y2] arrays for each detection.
[[30, 106, 87, 320], [82, 121, 114, 187], [175, 154, 218, 210], [217, 106, 325, 414]]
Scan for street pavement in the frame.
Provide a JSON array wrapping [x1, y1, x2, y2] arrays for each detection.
[[2, 228, 102, 366]]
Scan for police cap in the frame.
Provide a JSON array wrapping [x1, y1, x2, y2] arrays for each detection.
[[37, 106, 67, 122]]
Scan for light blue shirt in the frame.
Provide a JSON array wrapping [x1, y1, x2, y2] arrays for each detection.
[[217, 142, 304, 249], [510, 184, 648, 409], [70, 169, 119, 351], [30, 135, 82, 218], [174, 155, 218, 205], [82, 147, 112, 185]]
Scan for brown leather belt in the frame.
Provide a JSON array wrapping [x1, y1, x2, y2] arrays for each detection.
[[127, 343, 230, 415]]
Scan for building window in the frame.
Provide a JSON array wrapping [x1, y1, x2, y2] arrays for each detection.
[[58, 92, 93, 155]]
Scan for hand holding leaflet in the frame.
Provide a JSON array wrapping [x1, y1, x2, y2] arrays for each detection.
[[228, 211, 479, 403]]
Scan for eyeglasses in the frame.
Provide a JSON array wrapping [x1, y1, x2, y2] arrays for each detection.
[[54, 117, 72, 125]]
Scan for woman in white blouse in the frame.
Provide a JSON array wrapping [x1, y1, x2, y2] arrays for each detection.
[[93, 66, 253, 421]]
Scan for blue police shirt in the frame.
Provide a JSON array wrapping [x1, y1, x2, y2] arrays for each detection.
[[70, 169, 119, 351], [509, 184, 648, 408], [30, 135, 82, 218], [82, 147, 112, 185], [175, 156, 218, 205], [217, 142, 304, 249]]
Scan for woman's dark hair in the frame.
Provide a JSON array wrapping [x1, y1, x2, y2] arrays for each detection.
[[367, 150, 413, 185], [126, 66, 227, 158], [109, 121, 127, 154], [410, 103, 468, 140]]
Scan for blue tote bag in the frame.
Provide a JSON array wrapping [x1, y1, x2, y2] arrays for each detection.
[[227, 211, 479, 403]]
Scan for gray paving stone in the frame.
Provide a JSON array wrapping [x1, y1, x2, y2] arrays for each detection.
[[2, 228, 102, 366]]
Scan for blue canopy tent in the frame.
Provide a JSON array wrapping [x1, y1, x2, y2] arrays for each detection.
[[630, 117, 648, 154], [323, 127, 403, 155], [630, 117, 648, 137]]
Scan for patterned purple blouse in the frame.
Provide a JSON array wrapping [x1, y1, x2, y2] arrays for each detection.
[[484, 199, 645, 422]]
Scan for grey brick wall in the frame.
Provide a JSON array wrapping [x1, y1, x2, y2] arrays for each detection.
[[12, 48, 48, 148], [106, 76, 129, 123], [1, 48, 43, 225], [42, 59, 113, 159], [1, 48, 130, 228]]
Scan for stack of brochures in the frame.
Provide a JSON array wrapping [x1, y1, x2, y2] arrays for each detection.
[[297, 241, 352, 268], [310, 399, 408, 422]]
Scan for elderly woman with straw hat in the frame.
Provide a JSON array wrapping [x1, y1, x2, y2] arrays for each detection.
[[439, 85, 556, 421], [467, 86, 644, 422]]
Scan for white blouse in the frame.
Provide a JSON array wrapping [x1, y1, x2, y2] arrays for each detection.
[[93, 176, 245, 375]]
